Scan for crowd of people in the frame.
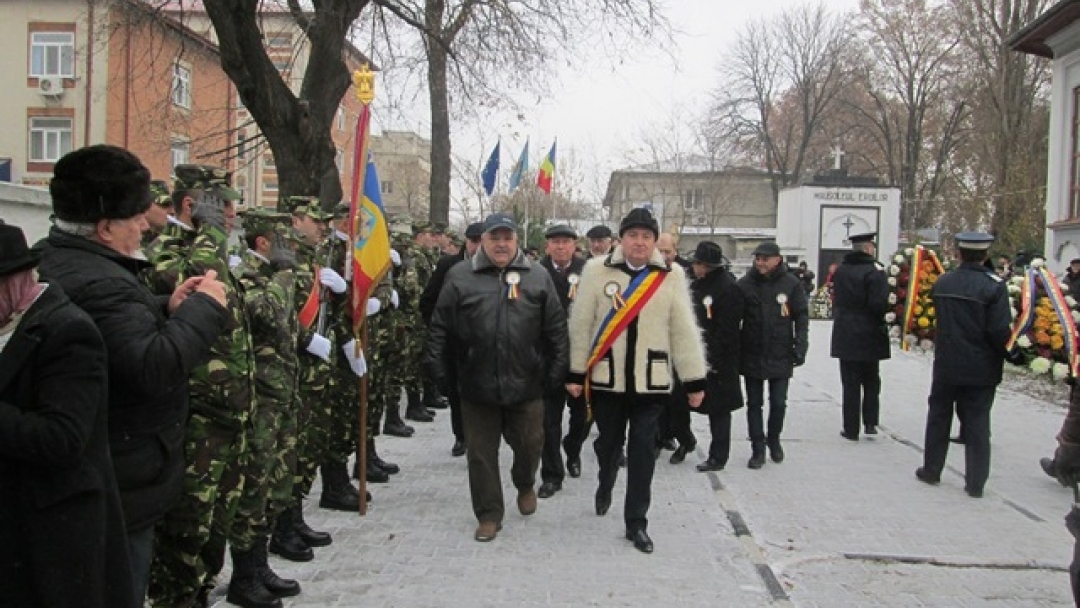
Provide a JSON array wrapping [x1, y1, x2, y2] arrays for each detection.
[[7, 142, 1080, 606]]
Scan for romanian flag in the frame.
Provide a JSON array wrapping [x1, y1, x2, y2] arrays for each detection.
[[348, 105, 392, 335], [536, 140, 556, 194]]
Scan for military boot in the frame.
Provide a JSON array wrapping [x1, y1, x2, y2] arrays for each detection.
[[369, 439, 400, 475], [319, 462, 369, 510], [226, 546, 284, 608], [268, 507, 314, 562], [290, 505, 331, 547], [383, 401, 415, 437], [253, 536, 300, 597], [748, 442, 766, 469], [405, 390, 435, 422], [422, 379, 450, 409]]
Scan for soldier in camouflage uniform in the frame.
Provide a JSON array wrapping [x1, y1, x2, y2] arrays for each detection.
[[404, 221, 439, 422], [209, 209, 306, 606], [274, 196, 358, 554], [142, 179, 173, 247], [323, 204, 398, 486], [144, 165, 256, 608]]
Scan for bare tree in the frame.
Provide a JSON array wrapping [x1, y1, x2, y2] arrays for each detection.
[[950, 0, 1050, 252], [709, 3, 853, 200], [370, 0, 672, 226]]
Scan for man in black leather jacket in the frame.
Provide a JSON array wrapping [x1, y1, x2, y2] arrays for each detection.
[[427, 213, 569, 543]]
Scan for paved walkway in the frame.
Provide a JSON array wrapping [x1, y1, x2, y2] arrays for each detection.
[[210, 321, 1078, 607]]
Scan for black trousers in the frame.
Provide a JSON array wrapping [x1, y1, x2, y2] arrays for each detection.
[[659, 378, 696, 449], [922, 383, 995, 492], [592, 392, 663, 532], [839, 359, 881, 436], [541, 389, 588, 484], [706, 410, 733, 465], [744, 377, 789, 445]]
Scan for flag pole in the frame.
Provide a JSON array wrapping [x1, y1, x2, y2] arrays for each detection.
[[351, 64, 375, 516]]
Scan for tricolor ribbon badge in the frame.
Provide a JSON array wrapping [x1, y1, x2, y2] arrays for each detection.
[[505, 271, 521, 300], [604, 281, 625, 310], [777, 293, 789, 317], [568, 273, 580, 300], [703, 295, 714, 319]]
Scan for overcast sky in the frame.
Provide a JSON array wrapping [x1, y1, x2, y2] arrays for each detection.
[[375, 0, 863, 211]]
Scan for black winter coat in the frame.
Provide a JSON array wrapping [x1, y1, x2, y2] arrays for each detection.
[[830, 251, 891, 361], [0, 285, 136, 608], [428, 247, 569, 406], [738, 263, 809, 379], [539, 254, 587, 314], [36, 228, 228, 530], [420, 249, 467, 324], [692, 267, 744, 412], [930, 262, 1012, 386]]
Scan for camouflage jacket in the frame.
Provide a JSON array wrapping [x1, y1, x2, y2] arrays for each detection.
[[232, 250, 298, 401], [146, 221, 254, 425], [294, 239, 338, 389]]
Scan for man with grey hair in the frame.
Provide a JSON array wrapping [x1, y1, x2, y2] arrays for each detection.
[[830, 232, 890, 441]]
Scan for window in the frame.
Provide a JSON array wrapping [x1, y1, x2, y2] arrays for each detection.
[[28, 117, 72, 162], [381, 180, 393, 195], [30, 32, 74, 78], [263, 154, 275, 168], [1072, 87, 1080, 218], [263, 180, 278, 191], [171, 140, 189, 169], [682, 188, 704, 212], [172, 62, 191, 108], [265, 34, 293, 49]]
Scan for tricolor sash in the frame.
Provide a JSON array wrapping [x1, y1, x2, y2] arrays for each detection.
[[1009, 266, 1080, 377], [584, 268, 667, 405], [298, 265, 321, 329]]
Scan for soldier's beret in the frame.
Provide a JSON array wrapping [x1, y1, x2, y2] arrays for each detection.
[[173, 164, 242, 201], [283, 196, 332, 221]]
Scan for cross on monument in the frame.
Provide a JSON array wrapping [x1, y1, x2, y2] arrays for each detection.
[[842, 214, 855, 237], [831, 144, 845, 171]]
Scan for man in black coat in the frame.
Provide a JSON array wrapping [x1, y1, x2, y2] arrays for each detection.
[[916, 232, 1016, 498], [689, 241, 745, 472], [738, 242, 809, 469], [427, 213, 569, 542], [0, 223, 136, 608], [420, 221, 483, 455], [536, 224, 588, 498], [830, 232, 891, 440], [34, 145, 230, 602]]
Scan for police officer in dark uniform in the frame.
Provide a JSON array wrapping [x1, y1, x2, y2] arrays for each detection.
[[830, 232, 891, 440], [915, 232, 1018, 498], [537, 224, 588, 498]]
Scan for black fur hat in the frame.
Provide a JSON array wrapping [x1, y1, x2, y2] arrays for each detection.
[[50, 145, 152, 223], [618, 207, 659, 238]]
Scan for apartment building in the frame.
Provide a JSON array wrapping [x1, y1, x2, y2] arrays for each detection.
[[368, 129, 431, 218], [0, 0, 233, 187]]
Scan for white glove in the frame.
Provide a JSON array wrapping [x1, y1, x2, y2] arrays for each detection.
[[390, 249, 402, 266], [342, 339, 367, 377], [319, 268, 347, 294], [305, 333, 331, 362], [366, 297, 382, 316], [228, 254, 242, 269], [390, 289, 400, 309]]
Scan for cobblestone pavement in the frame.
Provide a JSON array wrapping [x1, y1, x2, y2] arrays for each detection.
[[209, 321, 1077, 607]]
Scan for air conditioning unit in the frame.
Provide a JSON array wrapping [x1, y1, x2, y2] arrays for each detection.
[[692, 214, 709, 226], [38, 77, 64, 97]]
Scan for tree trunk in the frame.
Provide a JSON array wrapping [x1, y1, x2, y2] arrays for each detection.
[[427, 39, 452, 225]]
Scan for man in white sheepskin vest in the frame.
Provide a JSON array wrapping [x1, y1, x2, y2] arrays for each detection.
[[566, 207, 707, 554]]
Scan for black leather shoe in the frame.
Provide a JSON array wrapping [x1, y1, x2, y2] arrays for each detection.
[[840, 430, 859, 441], [864, 424, 878, 435], [291, 507, 331, 547], [566, 457, 581, 478], [669, 444, 692, 464], [767, 440, 784, 463], [383, 421, 415, 437], [696, 458, 725, 472], [371, 455, 400, 475], [451, 440, 467, 457], [406, 407, 434, 422], [915, 467, 940, 485], [965, 486, 984, 498], [319, 485, 359, 512], [625, 529, 654, 554], [748, 452, 765, 469], [1041, 457, 1058, 479], [366, 464, 390, 483], [660, 438, 678, 451], [595, 490, 612, 516], [268, 532, 313, 563], [537, 481, 561, 498]]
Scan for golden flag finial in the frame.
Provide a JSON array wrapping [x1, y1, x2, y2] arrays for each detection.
[[353, 63, 375, 105]]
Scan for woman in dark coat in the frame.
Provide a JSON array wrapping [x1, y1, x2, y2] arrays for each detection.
[[688, 242, 745, 471], [0, 223, 136, 608]]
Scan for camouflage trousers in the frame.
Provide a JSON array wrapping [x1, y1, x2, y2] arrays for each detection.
[[369, 314, 409, 426], [210, 394, 297, 560], [327, 360, 363, 463], [294, 379, 334, 499], [148, 412, 245, 607]]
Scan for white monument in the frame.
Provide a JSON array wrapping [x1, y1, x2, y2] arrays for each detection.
[[776, 151, 901, 284]]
